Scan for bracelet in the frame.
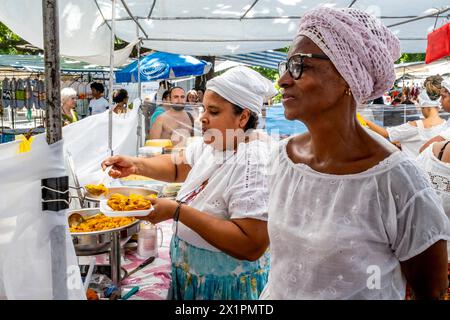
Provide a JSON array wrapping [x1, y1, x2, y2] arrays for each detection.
[[173, 201, 183, 222]]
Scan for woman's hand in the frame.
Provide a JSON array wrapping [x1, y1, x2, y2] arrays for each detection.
[[138, 198, 178, 224], [101, 155, 138, 178]]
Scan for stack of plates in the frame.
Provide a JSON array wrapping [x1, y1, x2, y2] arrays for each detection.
[[138, 146, 163, 158], [162, 183, 183, 199]]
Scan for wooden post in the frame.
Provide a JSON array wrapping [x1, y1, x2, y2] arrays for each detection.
[[43, 0, 62, 144], [42, 0, 68, 300]]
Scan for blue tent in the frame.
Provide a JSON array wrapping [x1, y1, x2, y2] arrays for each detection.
[[115, 52, 212, 83]]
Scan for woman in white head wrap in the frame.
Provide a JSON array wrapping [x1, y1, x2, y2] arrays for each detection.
[[102, 66, 277, 300], [419, 77, 450, 152], [361, 75, 447, 158], [263, 7, 449, 300]]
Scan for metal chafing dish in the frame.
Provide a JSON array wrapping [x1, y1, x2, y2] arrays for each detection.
[[68, 207, 140, 288], [68, 186, 159, 288], [68, 208, 140, 256]]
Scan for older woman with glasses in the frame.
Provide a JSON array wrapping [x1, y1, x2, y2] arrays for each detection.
[[263, 7, 450, 300]]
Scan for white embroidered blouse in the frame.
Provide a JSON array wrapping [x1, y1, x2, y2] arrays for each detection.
[[262, 137, 450, 299], [174, 137, 270, 252]]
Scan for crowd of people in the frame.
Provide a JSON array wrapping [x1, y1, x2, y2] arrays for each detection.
[[99, 6, 450, 300]]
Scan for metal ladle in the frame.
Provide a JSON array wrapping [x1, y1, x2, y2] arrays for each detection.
[[68, 212, 101, 228]]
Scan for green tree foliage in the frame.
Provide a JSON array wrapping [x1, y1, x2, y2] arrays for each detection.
[[0, 22, 41, 54], [396, 53, 426, 64]]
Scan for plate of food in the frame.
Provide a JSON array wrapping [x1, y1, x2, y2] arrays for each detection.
[[100, 192, 156, 217]]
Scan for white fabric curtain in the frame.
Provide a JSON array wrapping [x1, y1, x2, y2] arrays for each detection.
[[63, 98, 142, 188], [0, 136, 85, 300]]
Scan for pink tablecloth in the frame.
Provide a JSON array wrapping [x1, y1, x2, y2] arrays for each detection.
[[82, 220, 173, 300], [121, 220, 173, 300]]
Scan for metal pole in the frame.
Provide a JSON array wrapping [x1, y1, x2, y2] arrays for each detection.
[[42, 0, 67, 300], [108, 0, 116, 156], [136, 23, 143, 155], [110, 231, 122, 290]]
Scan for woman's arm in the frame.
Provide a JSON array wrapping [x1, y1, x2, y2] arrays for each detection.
[[102, 151, 191, 183], [361, 117, 389, 139], [400, 240, 448, 299], [145, 198, 269, 261], [419, 135, 445, 153]]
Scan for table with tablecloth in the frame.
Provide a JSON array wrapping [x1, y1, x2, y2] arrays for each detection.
[[121, 220, 173, 300], [83, 219, 173, 300]]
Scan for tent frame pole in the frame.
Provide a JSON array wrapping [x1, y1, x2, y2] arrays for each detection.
[[136, 22, 143, 154], [108, 0, 116, 156]]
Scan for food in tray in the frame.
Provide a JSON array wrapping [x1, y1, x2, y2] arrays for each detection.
[[107, 193, 157, 211], [69, 213, 135, 233], [85, 183, 108, 196]]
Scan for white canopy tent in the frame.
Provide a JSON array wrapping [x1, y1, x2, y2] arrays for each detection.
[[0, 0, 449, 66], [395, 58, 450, 80]]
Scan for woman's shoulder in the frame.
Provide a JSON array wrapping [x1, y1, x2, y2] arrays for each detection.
[[432, 141, 450, 163], [382, 153, 433, 193]]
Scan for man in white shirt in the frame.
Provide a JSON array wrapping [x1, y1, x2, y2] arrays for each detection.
[[89, 82, 109, 115]]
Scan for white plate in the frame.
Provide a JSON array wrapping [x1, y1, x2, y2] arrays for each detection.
[[99, 200, 154, 217]]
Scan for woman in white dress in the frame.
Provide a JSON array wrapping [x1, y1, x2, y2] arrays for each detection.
[[419, 78, 450, 152], [417, 140, 450, 290], [361, 76, 446, 158], [263, 7, 450, 300], [102, 66, 277, 300]]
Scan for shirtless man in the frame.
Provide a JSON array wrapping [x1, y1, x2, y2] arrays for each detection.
[[149, 86, 194, 146]]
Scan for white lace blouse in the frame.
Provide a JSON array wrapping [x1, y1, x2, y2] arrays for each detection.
[[416, 143, 450, 258], [386, 120, 446, 158], [174, 137, 270, 252], [262, 138, 450, 300]]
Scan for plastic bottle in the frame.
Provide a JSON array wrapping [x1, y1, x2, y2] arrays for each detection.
[[137, 221, 158, 258]]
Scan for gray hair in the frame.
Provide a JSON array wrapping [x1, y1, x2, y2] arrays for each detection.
[[61, 87, 77, 105]]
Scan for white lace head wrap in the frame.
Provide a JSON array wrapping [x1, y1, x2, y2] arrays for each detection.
[[443, 79, 450, 93], [206, 66, 277, 115], [418, 90, 441, 108], [297, 7, 401, 103]]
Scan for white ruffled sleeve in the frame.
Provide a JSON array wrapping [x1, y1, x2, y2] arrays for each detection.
[[388, 182, 450, 262], [386, 123, 417, 142], [224, 141, 270, 221]]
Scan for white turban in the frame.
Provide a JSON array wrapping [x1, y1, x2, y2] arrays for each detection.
[[206, 66, 277, 115], [418, 90, 441, 108], [443, 79, 450, 93]]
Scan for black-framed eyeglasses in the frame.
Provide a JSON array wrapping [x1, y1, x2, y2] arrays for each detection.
[[278, 53, 330, 80]]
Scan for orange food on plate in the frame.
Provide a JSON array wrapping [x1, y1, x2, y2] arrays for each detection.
[[107, 193, 156, 211]]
